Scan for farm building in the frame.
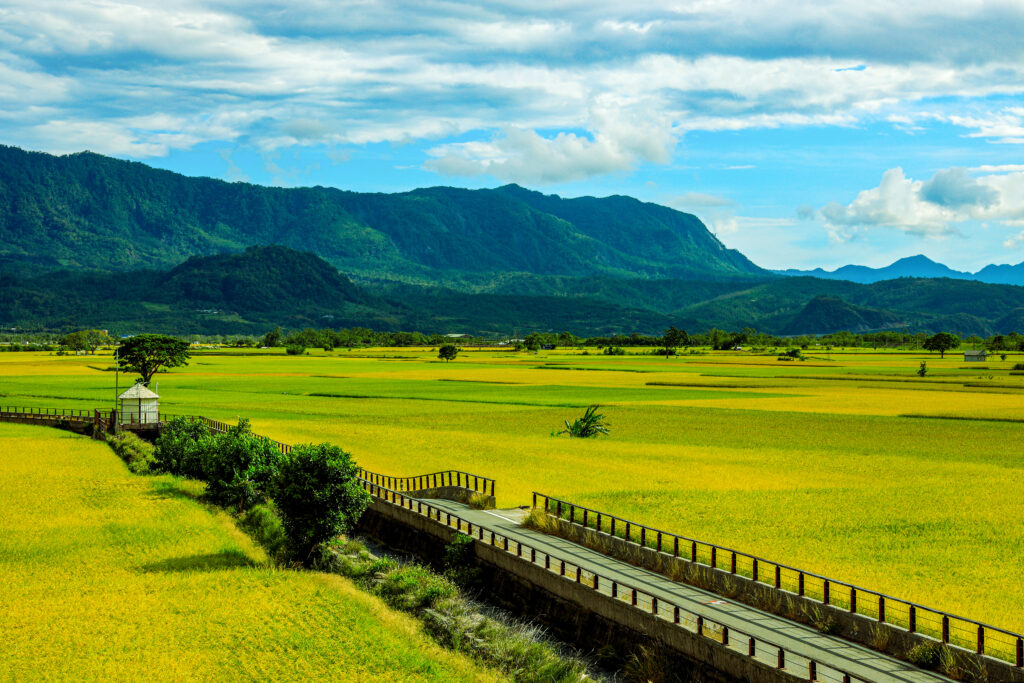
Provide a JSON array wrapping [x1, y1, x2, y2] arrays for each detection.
[[118, 383, 160, 424], [963, 349, 987, 362]]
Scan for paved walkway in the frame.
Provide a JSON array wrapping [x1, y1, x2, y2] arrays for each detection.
[[424, 499, 949, 683]]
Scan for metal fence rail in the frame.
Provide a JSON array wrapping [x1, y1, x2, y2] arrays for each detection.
[[358, 467, 495, 497], [533, 492, 1024, 668], [364, 481, 864, 683]]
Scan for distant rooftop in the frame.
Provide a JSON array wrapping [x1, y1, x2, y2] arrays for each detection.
[[118, 384, 159, 400]]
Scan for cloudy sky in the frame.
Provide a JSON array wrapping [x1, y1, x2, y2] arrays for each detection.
[[3, 1, 1024, 270]]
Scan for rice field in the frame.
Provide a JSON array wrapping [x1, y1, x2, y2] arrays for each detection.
[[2, 346, 1024, 634], [0, 421, 498, 681]]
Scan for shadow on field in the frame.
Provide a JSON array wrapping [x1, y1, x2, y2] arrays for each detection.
[[147, 478, 205, 502], [140, 549, 256, 573]]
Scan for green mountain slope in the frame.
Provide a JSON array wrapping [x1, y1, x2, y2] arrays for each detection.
[[0, 145, 763, 282]]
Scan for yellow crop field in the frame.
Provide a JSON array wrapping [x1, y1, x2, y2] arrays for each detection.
[[0, 422, 498, 682], [3, 346, 1024, 635]]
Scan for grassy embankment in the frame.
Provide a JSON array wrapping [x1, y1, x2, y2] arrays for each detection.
[[2, 347, 1024, 633], [0, 421, 499, 681]]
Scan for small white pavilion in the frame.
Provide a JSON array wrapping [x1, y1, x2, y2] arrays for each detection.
[[118, 383, 160, 424]]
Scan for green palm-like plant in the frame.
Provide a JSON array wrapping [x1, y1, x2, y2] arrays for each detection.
[[559, 405, 610, 438]]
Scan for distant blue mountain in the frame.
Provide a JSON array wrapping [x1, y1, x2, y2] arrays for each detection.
[[775, 254, 1024, 286]]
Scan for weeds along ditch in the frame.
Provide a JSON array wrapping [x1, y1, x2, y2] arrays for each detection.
[[5, 347, 1024, 634]]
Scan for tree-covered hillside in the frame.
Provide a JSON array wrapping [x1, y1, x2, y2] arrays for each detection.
[[0, 145, 763, 282]]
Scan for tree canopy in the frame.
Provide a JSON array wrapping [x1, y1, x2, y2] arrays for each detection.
[[922, 332, 959, 358], [438, 344, 459, 362], [117, 334, 191, 384]]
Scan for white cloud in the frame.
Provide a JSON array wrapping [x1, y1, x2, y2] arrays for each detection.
[[1003, 231, 1024, 249], [820, 166, 1024, 241], [1, 0, 1024, 185], [669, 192, 734, 208]]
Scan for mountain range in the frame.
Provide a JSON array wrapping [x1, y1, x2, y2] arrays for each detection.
[[2, 144, 1024, 337], [775, 255, 1024, 286]]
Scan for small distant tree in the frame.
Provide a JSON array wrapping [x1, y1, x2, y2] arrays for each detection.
[[438, 344, 459, 362], [662, 326, 689, 356], [917, 361, 927, 377], [922, 332, 959, 358], [285, 344, 305, 356], [262, 326, 283, 347], [116, 334, 191, 385], [273, 443, 371, 565], [153, 417, 214, 478], [524, 333, 542, 352], [60, 329, 111, 354]]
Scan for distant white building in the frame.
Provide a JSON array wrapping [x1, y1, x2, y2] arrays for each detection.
[[964, 349, 987, 362], [118, 383, 160, 424]]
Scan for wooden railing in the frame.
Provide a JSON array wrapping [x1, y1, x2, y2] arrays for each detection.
[[0, 406, 93, 422], [533, 492, 1024, 668], [365, 481, 863, 683], [358, 468, 495, 497]]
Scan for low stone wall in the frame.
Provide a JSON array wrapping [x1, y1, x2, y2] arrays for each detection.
[[0, 415, 92, 436], [541, 514, 1024, 683], [358, 499, 807, 683], [405, 485, 495, 508]]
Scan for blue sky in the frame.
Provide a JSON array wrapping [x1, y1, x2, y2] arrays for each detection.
[[2, 1, 1024, 271]]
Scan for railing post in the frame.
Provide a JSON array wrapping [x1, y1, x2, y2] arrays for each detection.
[[850, 587, 857, 613], [593, 575, 599, 590], [612, 582, 617, 599], [977, 625, 984, 655], [908, 606, 916, 632], [752, 558, 759, 582], [657, 532, 662, 553], [824, 580, 830, 605], [625, 522, 630, 542], [711, 546, 716, 569], [1016, 637, 1022, 667], [532, 492, 536, 508], [652, 596, 658, 615], [777, 648, 785, 669], [748, 638, 755, 657], [583, 509, 588, 528], [731, 553, 737, 574], [697, 616, 704, 635], [942, 616, 949, 643], [674, 537, 679, 557], [641, 527, 646, 547], [878, 596, 885, 622], [798, 572, 804, 596], [674, 606, 680, 624], [631, 589, 637, 607], [722, 626, 729, 646], [692, 541, 697, 563], [809, 661, 817, 681]]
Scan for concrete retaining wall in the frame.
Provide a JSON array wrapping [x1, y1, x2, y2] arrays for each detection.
[[358, 499, 811, 683], [541, 514, 1024, 683]]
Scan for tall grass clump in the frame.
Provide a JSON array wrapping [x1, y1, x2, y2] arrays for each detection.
[[106, 431, 156, 474], [322, 538, 590, 683]]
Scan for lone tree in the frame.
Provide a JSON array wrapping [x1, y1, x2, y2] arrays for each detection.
[[117, 334, 191, 385], [438, 344, 459, 362], [923, 332, 959, 358], [663, 326, 689, 356]]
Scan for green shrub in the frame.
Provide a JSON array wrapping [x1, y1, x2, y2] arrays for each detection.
[[603, 346, 625, 356], [273, 442, 370, 565], [906, 642, 943, 669], [238, 503, 288, 561], [1013, 363, 1024, 370], [558, 405, 610, 438], [377, 564, 458, 611], [285, 344, 305, 355], [153, 417, 213, 478], [202, 419, 284, 509], [107, 432, 156, 474]]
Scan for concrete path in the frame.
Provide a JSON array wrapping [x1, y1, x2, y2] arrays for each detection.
[[425, 499, 949, 683]]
